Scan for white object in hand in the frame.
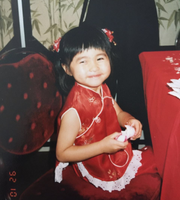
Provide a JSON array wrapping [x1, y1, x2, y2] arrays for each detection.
[[117, 125, 135, 142]]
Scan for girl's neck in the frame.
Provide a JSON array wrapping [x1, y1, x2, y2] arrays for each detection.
[[76, 82, 103, 96]]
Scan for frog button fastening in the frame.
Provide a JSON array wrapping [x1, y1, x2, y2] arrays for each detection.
[[88, 97, 95, 102], [94, 116, 101, 123]]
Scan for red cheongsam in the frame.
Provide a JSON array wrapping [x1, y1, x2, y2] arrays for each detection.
[[55, 82, 147, 192]]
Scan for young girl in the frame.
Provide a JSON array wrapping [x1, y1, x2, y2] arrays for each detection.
[[54, 25, 157, 192]]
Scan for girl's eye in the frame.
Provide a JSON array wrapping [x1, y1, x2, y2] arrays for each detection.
[[97, 57, 104, 61], [80, 60, 85, 64]]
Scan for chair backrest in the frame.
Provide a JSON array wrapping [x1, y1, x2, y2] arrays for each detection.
[[0, 48, 62, 155]]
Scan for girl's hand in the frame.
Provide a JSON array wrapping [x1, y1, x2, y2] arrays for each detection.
[[100, 132, 128, 154], [126, 119, 142, 140]]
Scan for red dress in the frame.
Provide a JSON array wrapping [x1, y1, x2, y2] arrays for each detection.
[[55, 82, 157, 192]]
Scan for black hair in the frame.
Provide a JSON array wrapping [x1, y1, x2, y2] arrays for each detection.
[[54, 24, 113, 96]]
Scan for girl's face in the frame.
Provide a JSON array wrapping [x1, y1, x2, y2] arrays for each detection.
[[63, 48, 111, 94]]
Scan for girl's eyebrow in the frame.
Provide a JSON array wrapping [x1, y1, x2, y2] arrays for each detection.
[[75, 52, 107, 62], [75, 56, 88, 62], [97, 52, 107, 56]]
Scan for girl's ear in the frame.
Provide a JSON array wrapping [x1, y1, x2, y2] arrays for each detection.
[[61, 64, 72, 76]]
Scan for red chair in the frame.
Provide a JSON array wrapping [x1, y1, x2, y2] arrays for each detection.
[[0, 49, 161, 200]]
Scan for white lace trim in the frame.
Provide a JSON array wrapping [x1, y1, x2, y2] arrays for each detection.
[[77, 150, 142, 192], [55, 162, 69, 183], [54, 150, 142, 192]]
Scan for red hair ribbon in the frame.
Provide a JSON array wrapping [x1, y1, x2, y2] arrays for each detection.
[[102, 28, 116, 45], [53, 37, 61, 52]]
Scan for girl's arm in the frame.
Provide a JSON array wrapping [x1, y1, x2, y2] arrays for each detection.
[[113, 100, 142, 140], [56, 109, 128, 163]]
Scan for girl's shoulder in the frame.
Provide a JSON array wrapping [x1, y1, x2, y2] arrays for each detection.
[[60, 83, 112, 120]]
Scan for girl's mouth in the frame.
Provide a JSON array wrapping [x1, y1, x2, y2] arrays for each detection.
[[88, 74, 102, 78]]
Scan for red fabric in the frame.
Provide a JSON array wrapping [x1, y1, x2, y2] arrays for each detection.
[[62, 162, 160, 200], [0, 54, 62, 154], [139, 50, 180, 200], [136, 146, 158, 176], [57, 83, 133, 181], [56, 83, 158, 189], [20, 164, 161, 200]]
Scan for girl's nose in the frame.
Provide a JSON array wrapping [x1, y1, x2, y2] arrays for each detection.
[[89, 61, 99, 71]]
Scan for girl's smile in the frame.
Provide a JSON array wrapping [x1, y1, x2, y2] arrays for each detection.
[[63, 48, 111, 94], [87, 74, 102, 78]]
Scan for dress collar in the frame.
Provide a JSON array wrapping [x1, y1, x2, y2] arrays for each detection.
[[76, 82, 104, 97]]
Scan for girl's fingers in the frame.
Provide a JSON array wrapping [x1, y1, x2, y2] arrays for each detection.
[[112, 132, 122, 139]]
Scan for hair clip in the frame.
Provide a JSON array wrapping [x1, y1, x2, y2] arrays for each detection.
[[102, 29, 116, 45], [53, 37, 61, 52]]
